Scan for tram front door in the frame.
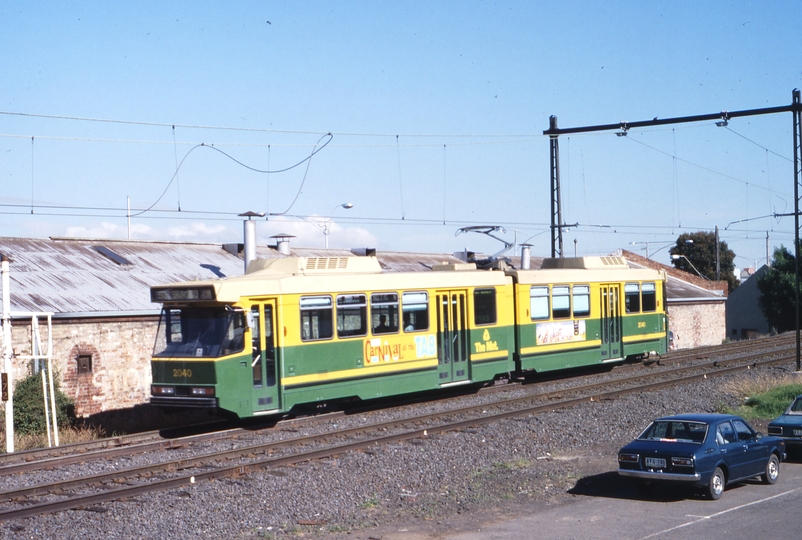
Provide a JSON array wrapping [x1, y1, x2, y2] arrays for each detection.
[[250, 301, 280, 413], [599, 284, 622, 362], [436, 290, 470, 385]]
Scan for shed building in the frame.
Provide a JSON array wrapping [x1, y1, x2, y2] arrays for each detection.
[[0, 238, 728, 417]]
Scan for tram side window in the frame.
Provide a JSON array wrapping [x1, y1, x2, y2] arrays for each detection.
[[474, 288, 497, 325], [337, 294, 367, 338], [402, 291, 429, 332], [552, 285, 571, 319], [300, 296, 333, 341], [642, 282, 657, 312], [572, 285, 590, 317], [530, 286, 549, 320], [371, 292, 399, 334], [625, 283, 641, 313]]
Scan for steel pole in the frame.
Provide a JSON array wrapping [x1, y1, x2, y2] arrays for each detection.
[[792, 89, 801, 372], [549, 116, 563, 258], [2, 255, 13, 453]]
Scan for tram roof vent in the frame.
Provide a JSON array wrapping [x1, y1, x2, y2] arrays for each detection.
[[540, 256, 628, 270], [432, 262, 477, 272], [245, 256, 383, 275]]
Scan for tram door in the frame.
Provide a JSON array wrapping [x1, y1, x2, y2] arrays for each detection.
[[436, 291, 470, 384], [250, 301, 280, 413], [599, 285, 622, 362]]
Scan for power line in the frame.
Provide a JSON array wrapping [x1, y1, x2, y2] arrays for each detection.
[[0, 110, 539, 139]]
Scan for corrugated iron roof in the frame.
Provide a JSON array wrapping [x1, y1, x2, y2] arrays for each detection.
[[0, 237, 720, 316], [0, 238, 470, 315], [0, 237, 246, 314]]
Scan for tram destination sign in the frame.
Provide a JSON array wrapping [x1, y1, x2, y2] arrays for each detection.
[[151, 286, 215, 302]]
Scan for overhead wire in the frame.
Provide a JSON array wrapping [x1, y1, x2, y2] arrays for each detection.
[[130, 133, 333, 218]]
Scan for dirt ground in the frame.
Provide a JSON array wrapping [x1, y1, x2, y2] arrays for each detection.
[[323, 445, 620, 540]]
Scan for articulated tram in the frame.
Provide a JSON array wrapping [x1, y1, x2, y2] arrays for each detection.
[[149, 255, 667, 418]]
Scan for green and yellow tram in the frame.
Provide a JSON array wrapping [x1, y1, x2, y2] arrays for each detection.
[[149, 255, 667, 418], [150, 256, 515, 418], [508, 256, 667, 373]]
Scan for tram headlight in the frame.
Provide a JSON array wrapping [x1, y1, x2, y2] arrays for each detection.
[[151, 385, 175, 395], [190, 386, 215, 396]]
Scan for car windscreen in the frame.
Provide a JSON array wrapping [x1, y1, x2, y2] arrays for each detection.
[[638, 420, 708, 443], [789, 398, 802, 414]]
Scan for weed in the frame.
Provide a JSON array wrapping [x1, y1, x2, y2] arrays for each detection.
[[493, 458, 532, 470], [358, 497, 379, 509], [721, 374, 802, 420], [0, 424, 104, 452]]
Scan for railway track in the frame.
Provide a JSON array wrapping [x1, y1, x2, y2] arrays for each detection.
[[0, 339, 795, 522], [3, 333, 793, 470]]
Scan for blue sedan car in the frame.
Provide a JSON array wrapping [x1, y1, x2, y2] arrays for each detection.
[[618, 413, 785, 500], [768, 395, 802, 450]]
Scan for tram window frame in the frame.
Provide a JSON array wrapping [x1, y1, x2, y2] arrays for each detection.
[[530, 286, 549, 320], [642, 282, 657, 312], [625, 283, 641, 313], [572, 285, 590, 318], [371, 292, 399, 335], [336, 293, 368, 338], [402, 291, 429, 332], [552, 285, 571, 319], [474, 288, 497, 325], [300, 296, 334, 341]]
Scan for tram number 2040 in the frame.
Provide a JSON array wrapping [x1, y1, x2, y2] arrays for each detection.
[[173, 368, 193, 378]]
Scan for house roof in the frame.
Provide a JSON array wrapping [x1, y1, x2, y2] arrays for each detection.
[[0, 237, 466, 317], [615, 249, 727, 304], [0, 237, 723, 317]]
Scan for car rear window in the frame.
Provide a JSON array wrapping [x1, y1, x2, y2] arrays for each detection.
[[638, 421, 708, 443]]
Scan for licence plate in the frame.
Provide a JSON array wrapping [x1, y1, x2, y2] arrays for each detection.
[[793, 429, 802, 437], [645, 457, 666, 468]]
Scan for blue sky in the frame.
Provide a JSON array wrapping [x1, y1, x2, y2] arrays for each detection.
[[1, 1, 801, 270]]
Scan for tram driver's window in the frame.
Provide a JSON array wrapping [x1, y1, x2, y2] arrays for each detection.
[[552, 286, 570, 319], [402, 291, 429, 332], [474, 288, 497, 325], [300, 296, 333, 341], [642, 282, 657, 312], [371, 292, 399, 335], [625, 283, 640, 313], [337, 294, 367, 338], [530, 286, 549, 320]]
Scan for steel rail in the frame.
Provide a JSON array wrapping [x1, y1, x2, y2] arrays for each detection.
[[0, 351, 793, 522], [2, 333, 791, 470]]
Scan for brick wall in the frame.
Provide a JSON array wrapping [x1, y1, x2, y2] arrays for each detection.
[[667, 302, 726, 349], [3, 315, 158, 417]]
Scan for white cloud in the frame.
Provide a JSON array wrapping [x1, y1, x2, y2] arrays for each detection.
[[256, 217, 378, 250], [64, 221, 123, 239]]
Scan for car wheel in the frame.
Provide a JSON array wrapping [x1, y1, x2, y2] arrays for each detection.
[[707, 467, 725, 500], [762, 454, 780, 485]]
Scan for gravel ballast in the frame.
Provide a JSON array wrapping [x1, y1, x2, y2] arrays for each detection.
[[0, 362, 794, 539]]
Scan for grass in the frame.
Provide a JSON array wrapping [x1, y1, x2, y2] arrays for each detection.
[[358, 497, 379, 509], [492, 458, 532, 471], [721, 373, 802, 420], [0, 424, 105, 452]]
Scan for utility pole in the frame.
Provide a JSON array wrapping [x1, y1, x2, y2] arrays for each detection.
[[715, 226, 720, 281], [2, 255, 13, 453], [792, 89, 802, 372], [548, 116, 564, 258]]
